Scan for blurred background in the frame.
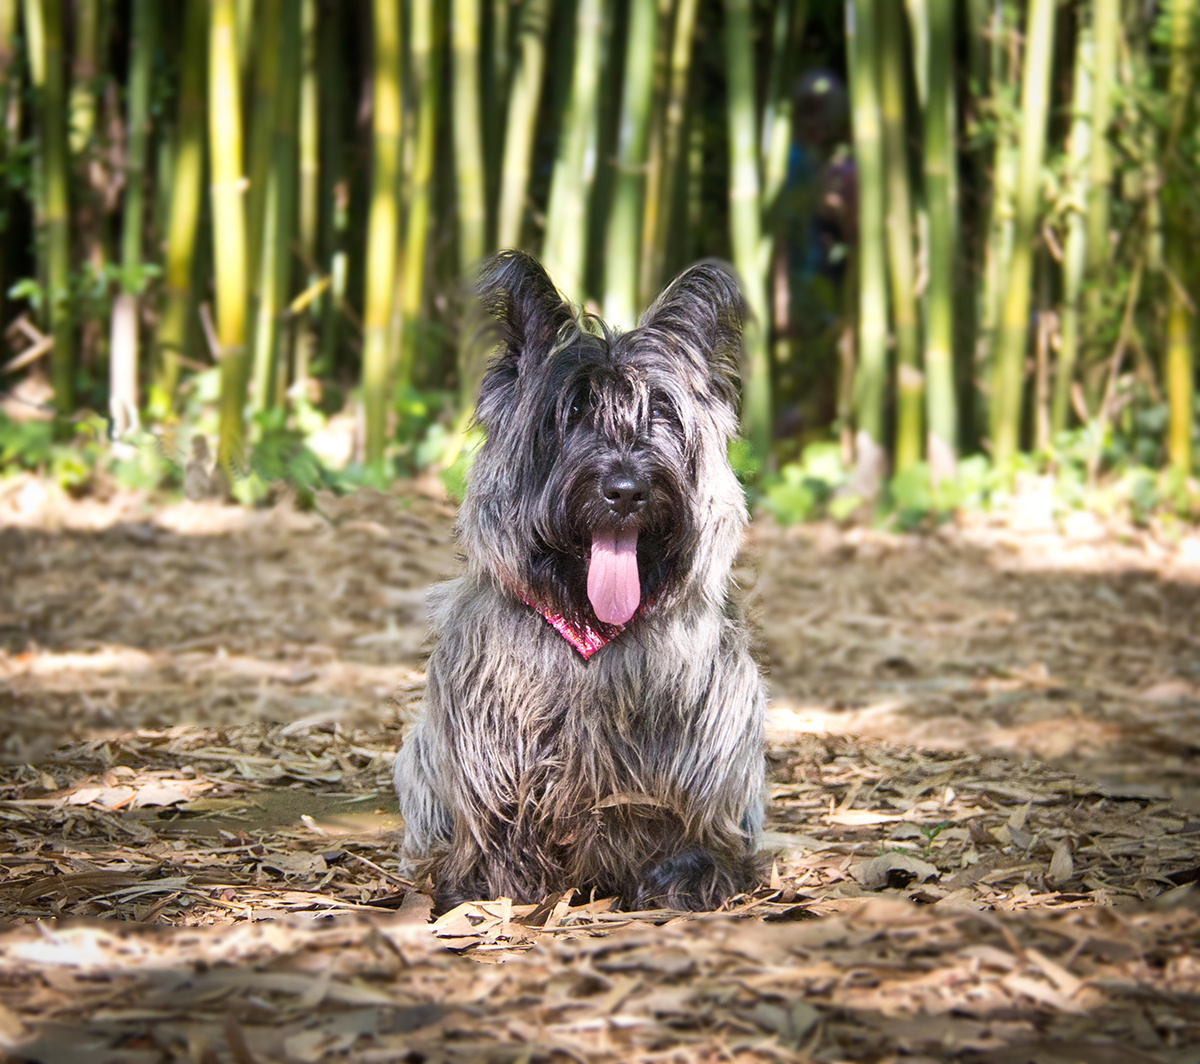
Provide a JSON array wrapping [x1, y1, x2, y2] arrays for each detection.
[[0, 0, 1197, 522]]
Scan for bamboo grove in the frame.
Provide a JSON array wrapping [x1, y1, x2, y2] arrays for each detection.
[[0, 0, 1198, 496]]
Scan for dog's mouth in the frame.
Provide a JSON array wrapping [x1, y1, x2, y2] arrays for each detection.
[[587, 529, 641, 625]]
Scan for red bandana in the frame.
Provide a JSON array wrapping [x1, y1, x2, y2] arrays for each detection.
[[514, 591, 624, 659]]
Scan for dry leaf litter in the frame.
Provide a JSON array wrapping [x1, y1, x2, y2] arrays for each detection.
[[0, 471, 1199, 1062]]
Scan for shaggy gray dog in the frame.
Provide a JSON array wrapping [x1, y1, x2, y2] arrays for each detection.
[[394, 251, 766, 913]]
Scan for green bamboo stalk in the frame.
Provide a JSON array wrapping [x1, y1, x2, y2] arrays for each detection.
[[119, 0, 153, 291], [602, 0, 657, 327], [1052, 19, 1093, 437], [640, 0, 697, 306], [291, 0, 318, 392], [245, 0, 280, 292], [880, 0, 921, 475], [1085, 0, 1119, 280], [543, 0, 603, 304], [398, 0, 440, 391], [725, 0, 771, 468], [923, 0, 956, 480], [154, 0, 207, 409], [989, 0, 1055, 467], [846, 0, 888, 492], [316, 0, 344, 376], [22, 0, 41, 85], [452, 0, 487, 272], [760, 0, 806, 214], [249, 0, 300, 414], [236, 0, 255, 90], [362, 0, 401, 468], [0, 0, 18, 329], [1164, 0, 1195, 476], [38, 0, 71, 411], [209, 0, 250, 474], [633, 0, 672, 311], [977, 2, 1016, 387], [67, 0, 97, 154], [496, 0, 549, 249]]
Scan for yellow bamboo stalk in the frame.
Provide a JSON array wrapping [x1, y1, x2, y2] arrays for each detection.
[[209, 0, 250, 473], [362, 0, 402, 468]]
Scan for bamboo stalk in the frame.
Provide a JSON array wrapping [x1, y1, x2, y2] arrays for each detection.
[[1163, 0, 1195, 476], [725, 0, 771, 468], [496, 0, 549, 249], [760, 0, 805, 215], [1052, 17, 1093, 437], [452, 0, 487, 272], [362, 0, 401, 468], [990, 0, 1055, 466], [398, 0, 440, 391], [543, 0, 603, 304], [846, 0, 888, 493], [0, 0, 18, 330], [209, 0, 250, 474], [880, 0, 921, 476], [39, 0, 72, 411], [1085, 0, 1118, 280], [154, 0, 207, 410], [109, 0, 155, 437], [291, 0, 318, 393], [317, 0, 344, 377], [640, 0, 698, 305], [249, 0, 300, 414], [602, 0, 657, 327], [67, 0, 97, 154], [245, 0, 281, 292], [922, 0, 956, 480]]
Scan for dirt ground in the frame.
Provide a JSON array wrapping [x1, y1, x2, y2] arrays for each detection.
[[1, 472, 1199, 1063]]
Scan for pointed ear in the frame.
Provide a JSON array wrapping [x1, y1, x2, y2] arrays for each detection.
[[477, 250, 576, 366], [637, 262, 746, 399]]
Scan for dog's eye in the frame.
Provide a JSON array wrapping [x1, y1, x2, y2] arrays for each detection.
[[651, 402, 671, 425]]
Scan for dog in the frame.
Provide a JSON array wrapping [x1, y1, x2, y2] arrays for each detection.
[[393, 250, 766, 913]]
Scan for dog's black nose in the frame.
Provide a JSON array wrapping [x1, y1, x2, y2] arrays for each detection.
[[601, 474, 649, 518]]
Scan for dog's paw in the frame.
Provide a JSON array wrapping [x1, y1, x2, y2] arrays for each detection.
[[634, 847, 746, 911]]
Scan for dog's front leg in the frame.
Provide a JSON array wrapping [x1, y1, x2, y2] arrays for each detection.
[[635, 646, 766, 909]]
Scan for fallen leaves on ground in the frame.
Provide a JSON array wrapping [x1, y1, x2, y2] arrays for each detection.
[[2, 476, 1200, 1061]]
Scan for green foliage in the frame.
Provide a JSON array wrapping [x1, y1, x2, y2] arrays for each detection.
[[0, 413, 102, 489], [761, 442, 849, 525], [440, 428, 484, 504]]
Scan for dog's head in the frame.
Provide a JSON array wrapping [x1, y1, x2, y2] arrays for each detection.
[[460, 251, 749, 632]]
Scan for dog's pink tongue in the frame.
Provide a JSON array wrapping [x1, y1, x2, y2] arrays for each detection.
[[588, 530, 640, 626]]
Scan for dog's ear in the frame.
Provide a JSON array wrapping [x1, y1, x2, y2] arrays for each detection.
[[637, 262, 746, 400], [477, 251, 576, 367]]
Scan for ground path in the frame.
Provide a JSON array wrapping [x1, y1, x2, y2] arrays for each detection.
[[1, 474, 1199, 1062]]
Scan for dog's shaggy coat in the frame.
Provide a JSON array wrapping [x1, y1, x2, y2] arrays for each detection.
[[394, 251, 766, 912]]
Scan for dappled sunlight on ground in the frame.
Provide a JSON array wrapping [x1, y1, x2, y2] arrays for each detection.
[[2, 479, 1200, 1061]]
